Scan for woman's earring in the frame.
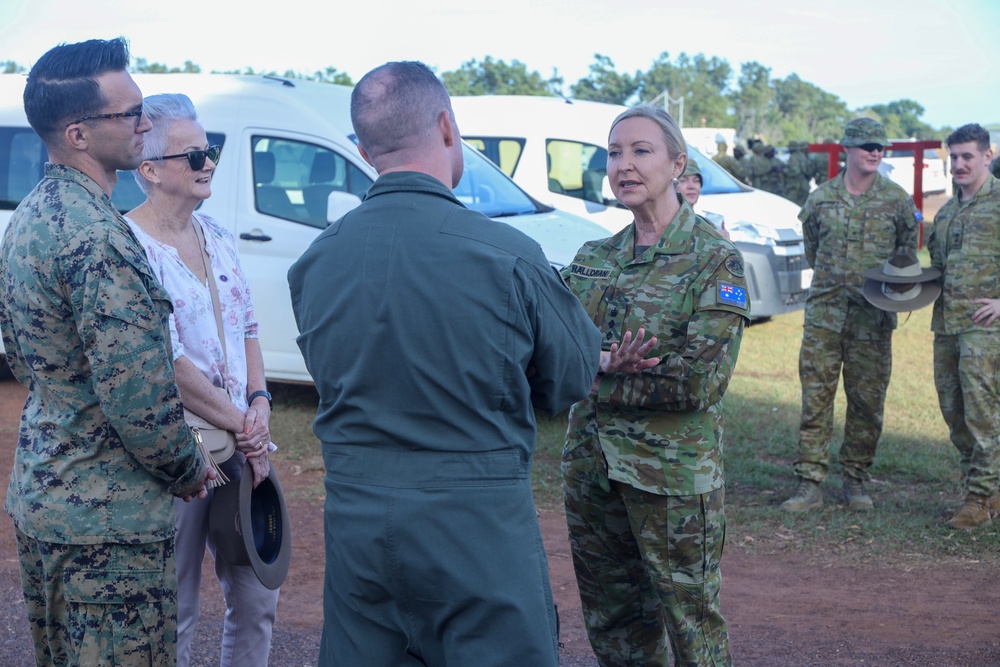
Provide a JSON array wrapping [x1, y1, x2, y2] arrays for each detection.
[[672, 177, 679, 188]]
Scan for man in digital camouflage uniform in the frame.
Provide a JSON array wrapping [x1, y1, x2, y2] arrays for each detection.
[[781, 118, 920, 513], [0, 38, 212, 666], [927, 123, 1000, 529]]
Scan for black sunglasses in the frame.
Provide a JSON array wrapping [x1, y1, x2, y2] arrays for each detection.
[[66, 107, 144, 128], [152, 145, 222, 171], [858, 143, 886, 153]]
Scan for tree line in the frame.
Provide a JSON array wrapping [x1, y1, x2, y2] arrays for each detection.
[[1, 52, 950, 145]]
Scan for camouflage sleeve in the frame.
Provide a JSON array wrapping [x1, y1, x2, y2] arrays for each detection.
[[597, 309, 745, 412], [75, 227, 204, 494], [799, 203, 818, 268], [894, 191, 921, 251], [927, 207, 946, 271], [596, 252, 748, 412]]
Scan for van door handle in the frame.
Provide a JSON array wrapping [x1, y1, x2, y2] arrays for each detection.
[[240, 232, 272, 242]]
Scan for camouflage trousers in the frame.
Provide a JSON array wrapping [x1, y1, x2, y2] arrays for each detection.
[[15, 527, 178, 667], [795, 320, 892, 483], [564, 464, 730, 667], [933, 331, 1000, 497]]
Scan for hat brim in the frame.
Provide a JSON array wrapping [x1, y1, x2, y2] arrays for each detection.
[[862, 279, 941, 312], [860, 266, 941, 283], [210, 459, 291, 590]]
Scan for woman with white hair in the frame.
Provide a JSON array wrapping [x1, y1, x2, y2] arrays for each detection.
[[126, 93, 279, 667], [561, 103, 750, 667]]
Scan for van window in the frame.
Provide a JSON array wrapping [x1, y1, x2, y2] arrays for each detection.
[[546, 139, 607, 204], [463, 137, 525, 177], [252, 136, 372, 229], [0, 127, 46, 210], [110, 132, 226, 213]]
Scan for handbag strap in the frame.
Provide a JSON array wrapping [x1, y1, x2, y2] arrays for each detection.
[[191, 216, 230, 398]]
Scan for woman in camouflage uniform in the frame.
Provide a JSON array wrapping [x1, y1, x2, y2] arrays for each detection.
[[562, 104, 750, 667]]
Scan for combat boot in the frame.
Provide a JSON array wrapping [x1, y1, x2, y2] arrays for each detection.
[[989, 493, 1000, 518], [946, 493, 993, 529], [843, 477, 873, 511], [780, 479, 823, 512]]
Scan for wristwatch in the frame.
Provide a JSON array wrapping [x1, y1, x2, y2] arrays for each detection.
[[248, 390, 272, 410]]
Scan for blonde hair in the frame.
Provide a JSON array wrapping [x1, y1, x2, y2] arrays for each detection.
[[609, 103, 687, 163]]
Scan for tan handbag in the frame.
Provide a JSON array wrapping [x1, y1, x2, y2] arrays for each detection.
[[184, 217, 237, 488]]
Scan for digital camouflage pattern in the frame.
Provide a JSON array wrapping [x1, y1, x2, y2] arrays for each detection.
[[0, 164, 204, 544], [794, 170, 918, 483], [0, 164, 204, 663], [561, 201, 744, 667], [562, 202, 750, 497], [928, 174, 1000, 497], [784, 142, 816, 206], [564, 475, 730, 667], [16, 527, 178, 666]]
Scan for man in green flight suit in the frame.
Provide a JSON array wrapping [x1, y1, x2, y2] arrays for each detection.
[[781, 118, 920, 513]]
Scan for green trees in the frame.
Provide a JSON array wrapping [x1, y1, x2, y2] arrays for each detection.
[[0, 53, 949, 141], [441, 56, 562, 96]]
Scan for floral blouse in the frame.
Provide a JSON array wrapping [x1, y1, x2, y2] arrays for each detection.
[[127, 212, 259, 411]]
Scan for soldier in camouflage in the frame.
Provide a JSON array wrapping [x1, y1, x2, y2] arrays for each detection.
[[563, 104, 750, 667], [784, 141, 816, 206], [927, 123, 1000, 529], [712, 139, 747, 184], [0, 38, 213, 666], [748, 141, 771, 190], [781, 118, 920, 513]]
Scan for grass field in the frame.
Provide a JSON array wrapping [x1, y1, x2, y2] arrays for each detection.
[[271, 289, 1000, 568]]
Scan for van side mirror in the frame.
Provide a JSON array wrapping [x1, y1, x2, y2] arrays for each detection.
[[327, 191, 363, 224]]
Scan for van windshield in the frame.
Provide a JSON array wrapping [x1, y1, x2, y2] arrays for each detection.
[[455, 143, 538, 217], [687, 147, 745, 195]]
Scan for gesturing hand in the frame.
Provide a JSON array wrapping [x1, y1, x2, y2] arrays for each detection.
[[601, 327, 661, 374]]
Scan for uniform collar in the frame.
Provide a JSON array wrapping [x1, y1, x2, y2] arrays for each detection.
[[364, 171, 465, 208], [44, 163, 117, 209], [957, 173, 997, 206], [612, 200, 698, 266]]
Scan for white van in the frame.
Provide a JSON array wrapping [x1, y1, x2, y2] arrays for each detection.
[[450, 95, 813, 319], [0, 74, 607, 383]]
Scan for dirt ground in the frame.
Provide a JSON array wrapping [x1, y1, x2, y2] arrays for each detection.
[[2, 195, 999, 667]]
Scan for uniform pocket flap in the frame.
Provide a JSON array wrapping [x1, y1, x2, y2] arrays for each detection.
[[63, 567, 164, 605]]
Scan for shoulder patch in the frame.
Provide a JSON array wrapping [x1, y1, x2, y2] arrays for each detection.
[[718, 282, 748, 309], [570, 263, 613, 279], [724, 254, 745, 278]]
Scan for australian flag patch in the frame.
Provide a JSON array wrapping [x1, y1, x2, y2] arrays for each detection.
[[718, 283, 748, 309]]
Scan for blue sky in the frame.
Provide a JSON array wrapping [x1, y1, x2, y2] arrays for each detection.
[[2, 0, 996, 129]]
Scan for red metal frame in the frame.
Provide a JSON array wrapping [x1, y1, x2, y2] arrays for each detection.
[[805, 140, 944, 249], [805, 141, 942, 212]]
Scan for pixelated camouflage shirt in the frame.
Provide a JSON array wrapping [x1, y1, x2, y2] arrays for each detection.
[[0, 164, 204, 545], [562, 202, 750, 496], [799, 171, 920, 332], [928, 174, 1000, 335]]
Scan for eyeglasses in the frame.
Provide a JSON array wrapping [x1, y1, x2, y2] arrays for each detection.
[[152, 145, 222, 171], [66, 108, 144, 128], [858, 143, 886, 153]]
